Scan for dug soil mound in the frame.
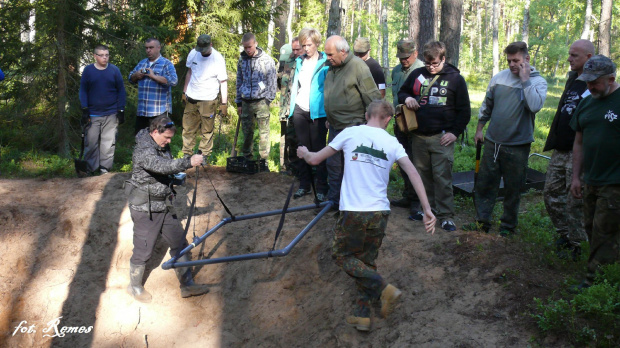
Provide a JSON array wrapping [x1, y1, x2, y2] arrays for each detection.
[[1, 168, 566, 347]]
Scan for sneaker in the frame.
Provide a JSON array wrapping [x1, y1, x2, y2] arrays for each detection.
[[345, 316, 370, 331], [390, 197, 411, 208], [316, 193, 327, 202], [408, 211, 424, 221], [380, 284, 402, 318], [462, 221, 490, 233], [293, 188, 312, 199], [99, 168, 109, 175], [441, 220, 457, 231]]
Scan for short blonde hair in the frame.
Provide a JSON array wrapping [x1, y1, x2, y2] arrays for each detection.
[[298, 28, 322, 46]]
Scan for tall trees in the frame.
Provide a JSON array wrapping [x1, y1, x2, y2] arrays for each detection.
[[522, 0, 530, 44], [491, 0, 499, 75], [439, 0, 464, 67], [327, 0, 342, 37], [417, 0, 436, 59], [598, 0, 612, 56], [581, 0, 593, 39], [408, 0, 420, 45]]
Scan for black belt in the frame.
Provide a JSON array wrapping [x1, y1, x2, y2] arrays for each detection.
[[413, 129, 443, 136]]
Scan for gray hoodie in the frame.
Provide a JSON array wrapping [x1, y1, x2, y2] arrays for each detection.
[[479, 67, 547, 145]]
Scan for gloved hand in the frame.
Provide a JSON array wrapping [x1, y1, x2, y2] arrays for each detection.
[[117, 110, 125, 125], [182, 93, 188, 104], [219, 104, 228, 118], [81, 108, 90, 126]]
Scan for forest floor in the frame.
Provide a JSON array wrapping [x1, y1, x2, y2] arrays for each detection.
[[0, 167, 569, 347]]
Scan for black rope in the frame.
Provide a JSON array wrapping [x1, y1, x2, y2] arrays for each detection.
[[202, 164, 236, 221], [183, 165, 200, 239], [270, 180, 296, 253]]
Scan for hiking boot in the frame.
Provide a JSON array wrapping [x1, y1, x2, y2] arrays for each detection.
[[499, 229, 514, 238], [462, 221, 490, 233], [316, 193, 327, 203], [346, 316, 371, 332], [568, 280, 592, 294], [380, 284, 402, 318], [127, 262, 152, 303], [390, 197, 411, 208], [175, 255, 210, 298], [408, 211, 424, 221], [441, 220, 457, 231], [293, 188, 312, 199]]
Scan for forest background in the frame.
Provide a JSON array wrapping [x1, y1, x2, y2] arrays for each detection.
[[1, 1, 620, 345]]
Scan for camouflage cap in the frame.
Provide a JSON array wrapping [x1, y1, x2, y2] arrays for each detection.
[[577, 55, 617, 82], [196, 34, 212, 54], [354, 37, 371, 53], [396, 39, 417, 58], [279, 44, 292, 61]]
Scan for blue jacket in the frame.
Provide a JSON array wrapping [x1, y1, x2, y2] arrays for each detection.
[[288, 52, 329, 120]]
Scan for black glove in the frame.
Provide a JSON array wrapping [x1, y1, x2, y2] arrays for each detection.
[[117, 110, 125, 125], [81, 108, 90, 126]]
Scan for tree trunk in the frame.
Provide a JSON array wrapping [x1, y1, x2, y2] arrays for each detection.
[[267, 0, 277, 54], [522, 0, 530, 44], [417, 0, 436, 59], [327, 0, 342, 37], [439, 0, 463, 67], [492, 0, 499, 75], [381, 1, 389, 72], [598, 0, 612, 56], [56, 0, 69, 156], [409, 0, 420, 42], [476, 0, 482, 70], [286, 0, 294, 43], [581, 0, 592, 39]]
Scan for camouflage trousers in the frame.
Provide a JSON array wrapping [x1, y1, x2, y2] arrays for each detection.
[[543, 150, 586, 246], [332, 211, 390, 317], [241, 99, 271, 159], [182, 99, 218, 157], [584, 184, 620, 284]]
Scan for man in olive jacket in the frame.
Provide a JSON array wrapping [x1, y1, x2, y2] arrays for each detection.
[[323, 35, 381, 204]]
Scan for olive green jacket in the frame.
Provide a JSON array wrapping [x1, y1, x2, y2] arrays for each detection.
[[324, 53, 381, 130]]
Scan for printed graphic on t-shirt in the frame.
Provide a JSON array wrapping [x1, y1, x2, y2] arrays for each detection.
[[561, 90, 582, 116], [414, 75, 448, 106], [349, 143, 388, 169], [605, 110, 618, 122]]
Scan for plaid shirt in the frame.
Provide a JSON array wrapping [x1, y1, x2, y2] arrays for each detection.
[[129, 56, 178, 117]]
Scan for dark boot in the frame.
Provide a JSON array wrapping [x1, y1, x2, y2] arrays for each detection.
[[175, 255, 210, 298], [127, 262, 152, 303]]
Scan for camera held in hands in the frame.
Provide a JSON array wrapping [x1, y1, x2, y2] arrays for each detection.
[[140, 68, 148, 74]]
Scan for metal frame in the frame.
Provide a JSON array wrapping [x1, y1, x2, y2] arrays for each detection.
[[161, 201, 334, 270]]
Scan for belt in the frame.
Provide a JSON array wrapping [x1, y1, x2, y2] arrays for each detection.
[[241, 98, 264, 103]]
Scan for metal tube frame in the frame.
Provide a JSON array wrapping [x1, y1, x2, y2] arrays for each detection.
[[161, 201, 334, 270]]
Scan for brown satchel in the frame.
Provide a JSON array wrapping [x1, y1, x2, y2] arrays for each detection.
[[394, 104, 418, 133]]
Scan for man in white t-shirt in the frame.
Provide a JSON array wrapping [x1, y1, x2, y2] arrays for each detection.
[[182, 34, 228, 159], [297, 100, 436, 332]]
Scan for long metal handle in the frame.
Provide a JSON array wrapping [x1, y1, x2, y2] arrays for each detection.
[[230, 117, 241, 157]]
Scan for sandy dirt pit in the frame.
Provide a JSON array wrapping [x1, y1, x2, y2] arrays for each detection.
[[0, 167, 568, 347]]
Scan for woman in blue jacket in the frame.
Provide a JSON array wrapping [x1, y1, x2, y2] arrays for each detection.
[[289, 28, 329, 201]]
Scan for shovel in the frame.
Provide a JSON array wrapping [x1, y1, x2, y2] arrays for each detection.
[[473, 141, 482, 207], [230, 117, 241, 157]]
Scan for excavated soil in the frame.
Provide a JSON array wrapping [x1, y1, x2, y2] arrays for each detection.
[[0, 167, 568, 347]]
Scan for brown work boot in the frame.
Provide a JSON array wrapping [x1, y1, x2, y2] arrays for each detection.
[[380, 284, 402, 318], [346, 316, 371, 331], [175, 255, 210, 298]]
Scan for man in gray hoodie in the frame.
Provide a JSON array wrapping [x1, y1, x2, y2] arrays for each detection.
[[463, 41, 547, 236]]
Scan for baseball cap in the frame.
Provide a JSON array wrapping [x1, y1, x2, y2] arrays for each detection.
[[354, 37, 370, 54], [279, 44, 292, 61], [577, 55, 616, 82], [196, 34, 212, 54], [396, 39, 417, 58]]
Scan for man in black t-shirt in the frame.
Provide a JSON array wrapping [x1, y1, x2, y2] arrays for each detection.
[[354, 37, 386, 98], [543, 39, 594, 259]]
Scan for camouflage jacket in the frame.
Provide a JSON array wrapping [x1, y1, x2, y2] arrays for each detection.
[[235, 47, 277, 105], [127, 129, 192, 213], [278, 53, 297, 120]]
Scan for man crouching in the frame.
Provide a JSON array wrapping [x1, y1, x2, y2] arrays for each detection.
[[125, 115, 209, 302], [297, 100, 436, 331]]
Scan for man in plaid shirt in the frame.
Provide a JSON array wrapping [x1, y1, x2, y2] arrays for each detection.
[[129, 38, 178, 135]]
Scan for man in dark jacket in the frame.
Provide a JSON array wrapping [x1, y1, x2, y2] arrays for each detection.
[[398, 41, 471, 231], [125, 116, 209, 302], [543, 40, 594, 259]]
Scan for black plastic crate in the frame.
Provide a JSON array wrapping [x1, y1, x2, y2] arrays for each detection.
[[226, 156, 268, 174]]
